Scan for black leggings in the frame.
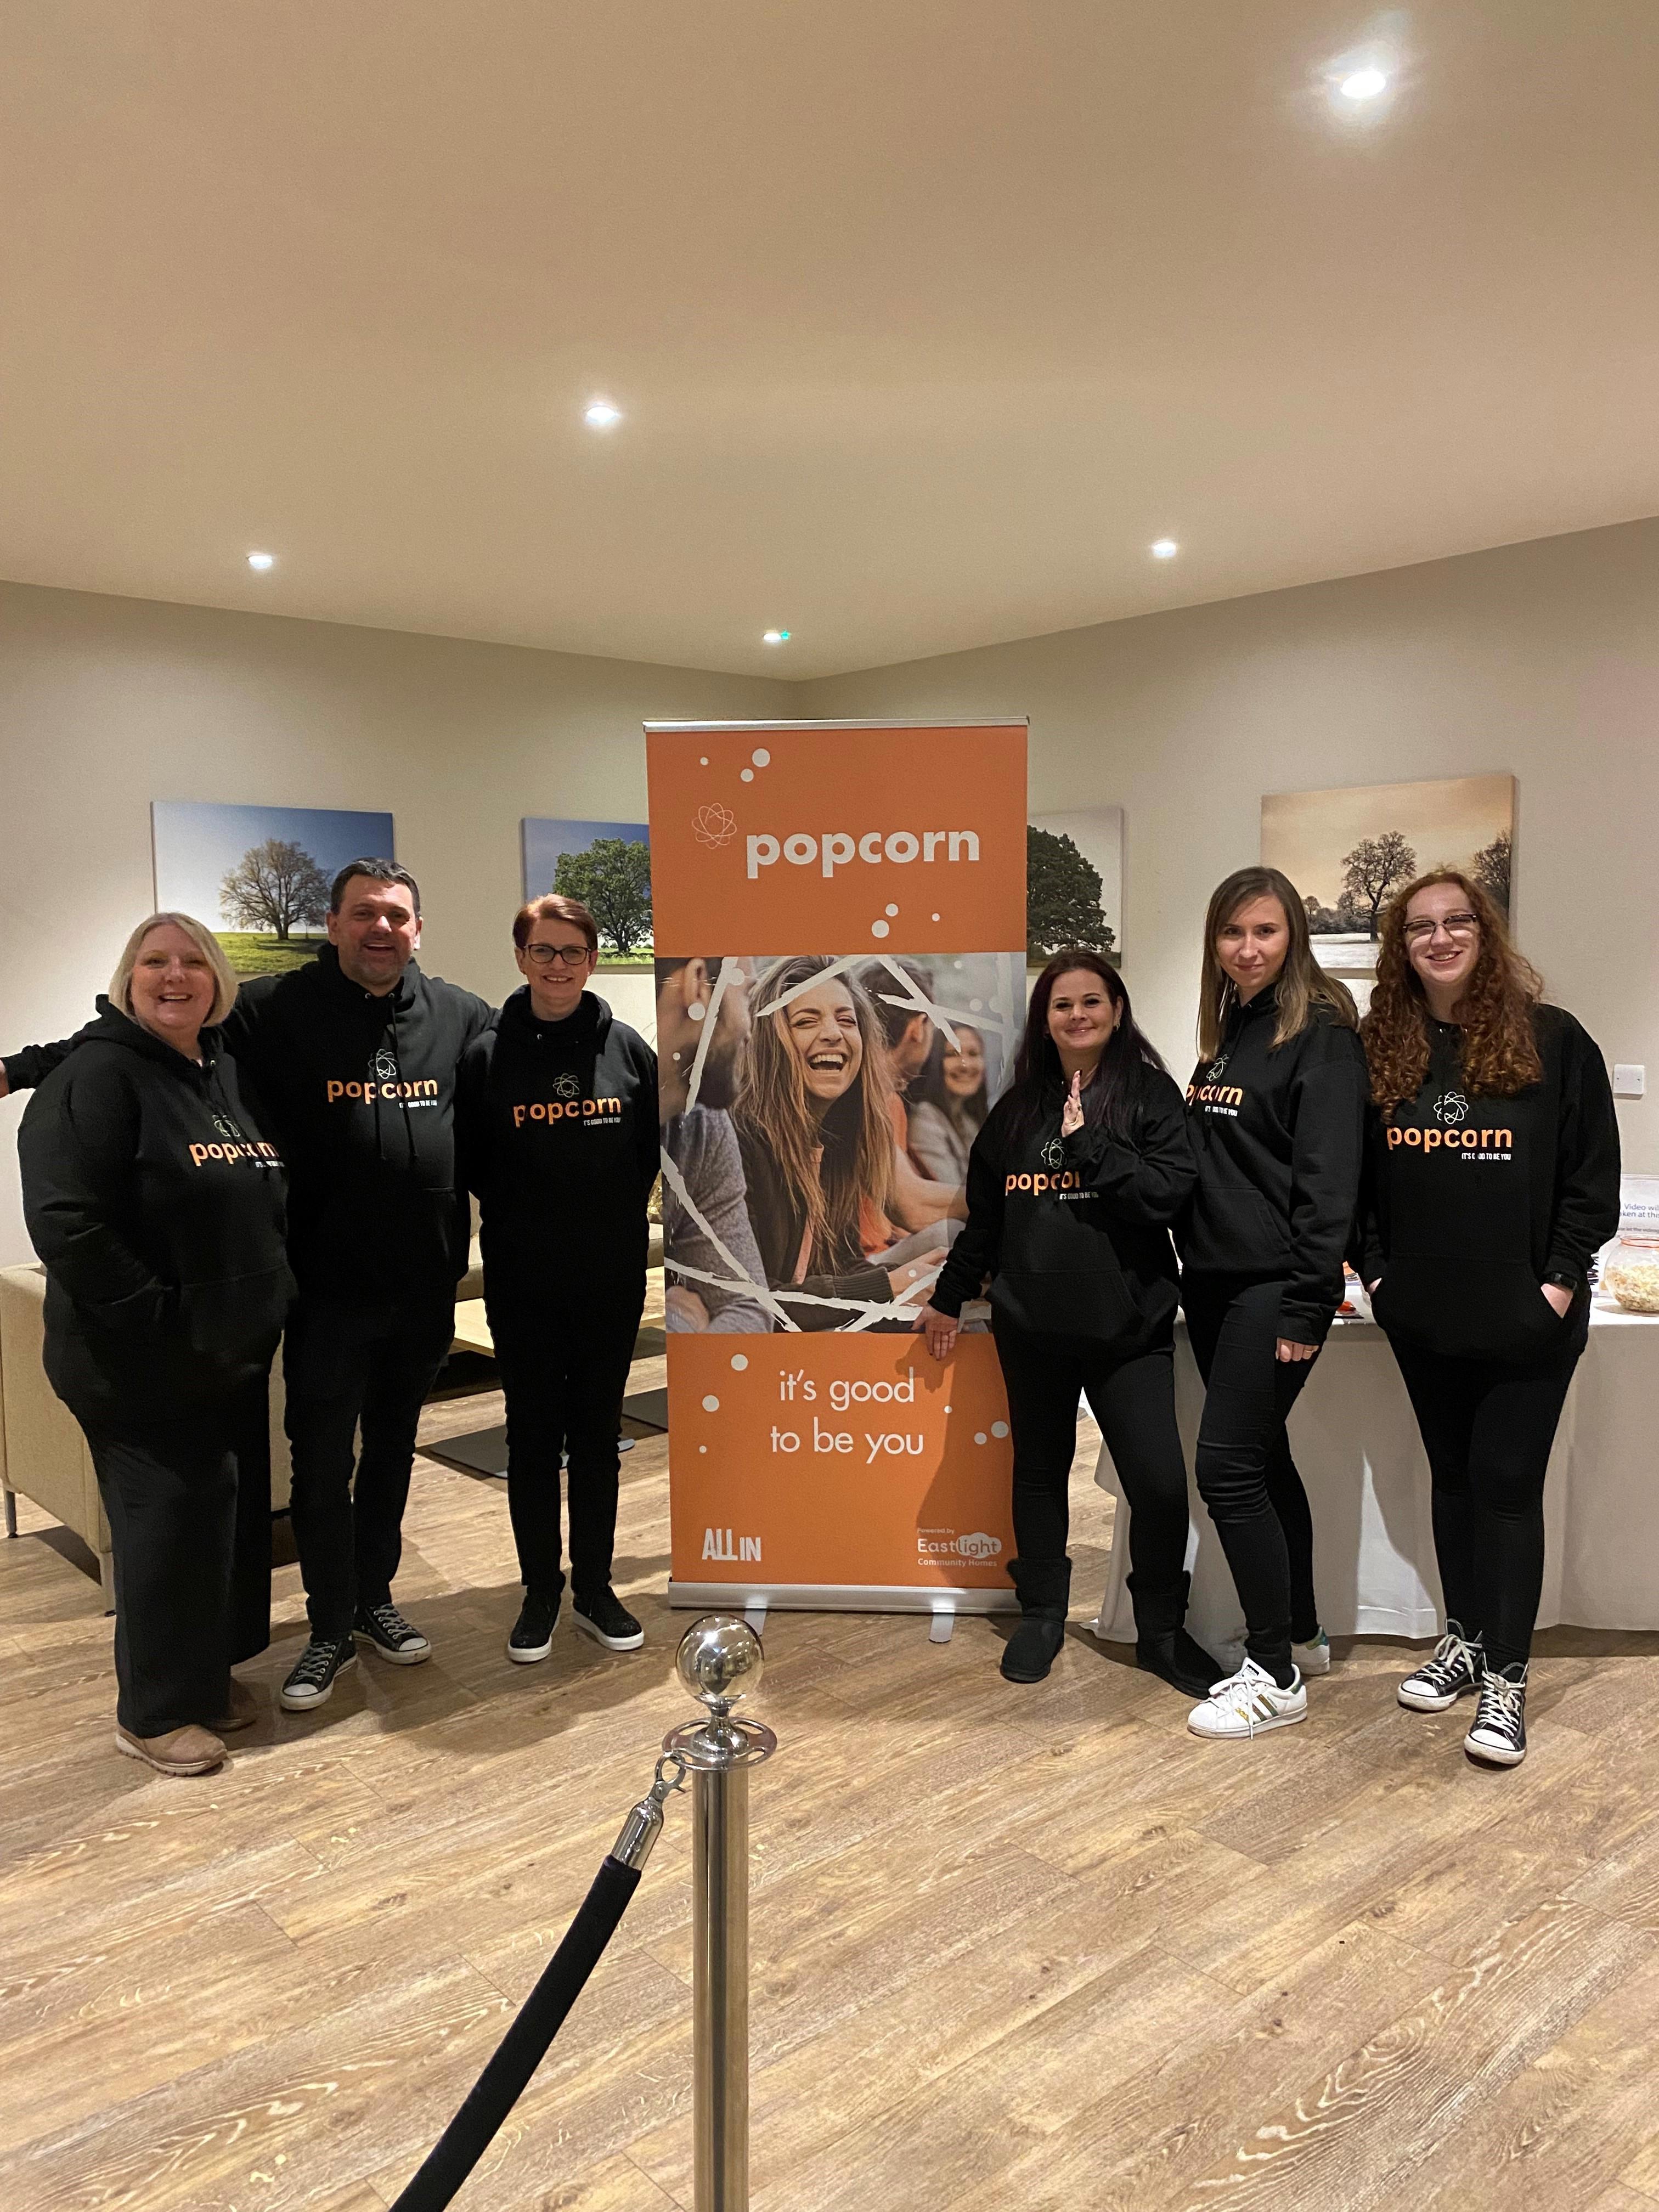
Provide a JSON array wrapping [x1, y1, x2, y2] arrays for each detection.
[[1182, 1274, 1320, 1680], [492, 1300, 643, 1598], [1391, 1323, 1585, 1673], [992, 1325, 1192, 1589]]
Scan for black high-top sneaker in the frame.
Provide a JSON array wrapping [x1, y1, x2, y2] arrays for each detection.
[[572, 1585, 645, 1652], [1398, 1620, 1485, 1712], [1464, 1662, 1528, 1768], [507, 1585, 562, 1664]]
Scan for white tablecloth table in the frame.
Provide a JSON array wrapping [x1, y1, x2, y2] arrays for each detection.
[[1091, 1305, 1659, 1663]]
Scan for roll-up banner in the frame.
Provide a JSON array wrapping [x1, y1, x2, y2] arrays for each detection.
[[646, 718, 1028, 1613]]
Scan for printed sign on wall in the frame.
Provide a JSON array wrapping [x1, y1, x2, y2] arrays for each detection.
[[646, 719, 1028, 1612]]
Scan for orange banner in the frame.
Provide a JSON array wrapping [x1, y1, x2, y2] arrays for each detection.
[[647, 717, 1027, 1612], [646, 721, 1026, 955], [666, 1333, 1015, 1592]]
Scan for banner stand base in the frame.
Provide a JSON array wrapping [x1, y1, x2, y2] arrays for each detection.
[[668, 1580, 1019, 1616]]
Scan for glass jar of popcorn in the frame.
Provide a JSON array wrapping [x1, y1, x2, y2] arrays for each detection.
[[1602, 1232, 1659, 1314]]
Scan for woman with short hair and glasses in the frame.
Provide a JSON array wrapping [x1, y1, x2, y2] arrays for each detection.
[[457, 895, 661, 1663], [1357, 871, 1618, 1768]]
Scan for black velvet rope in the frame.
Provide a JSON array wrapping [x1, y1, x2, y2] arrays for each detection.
[[389, 1854, 644, 2212]]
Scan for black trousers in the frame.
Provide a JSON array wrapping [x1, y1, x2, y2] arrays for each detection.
[[1391, 1318, 1586, 1673], [992, 1324, 1192, 1588], [492, 1300, 642, 1598], [1182, 1273, 1321, 1678], [283, 1290, 456, 1638], [84, 1375, 272, 1738]]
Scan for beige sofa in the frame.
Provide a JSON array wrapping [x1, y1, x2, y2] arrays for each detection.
[[0, 1235, 486, 1603]]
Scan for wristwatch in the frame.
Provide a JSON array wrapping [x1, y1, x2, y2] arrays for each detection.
[[1543, 1270, 1580, 1294]]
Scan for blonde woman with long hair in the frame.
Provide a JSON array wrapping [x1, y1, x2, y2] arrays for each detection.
[[1181, 866, 1367, 1742], [1358, 870, 1618, 1768], [732, 956, 938, 1330]]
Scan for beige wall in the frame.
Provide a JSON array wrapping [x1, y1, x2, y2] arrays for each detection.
[[0, 582, 786, 1265], [798, 517, 1659, 1176], [4, 517, 1656, 1263]]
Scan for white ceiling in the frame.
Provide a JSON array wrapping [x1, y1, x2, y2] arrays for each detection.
[[4, 2, 1658, 680]]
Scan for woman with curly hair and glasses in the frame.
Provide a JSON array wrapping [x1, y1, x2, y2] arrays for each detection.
[[1357, 870, 1619, 1768]]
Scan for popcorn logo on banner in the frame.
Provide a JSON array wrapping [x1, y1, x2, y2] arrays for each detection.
[[693, 802, 738, 849]]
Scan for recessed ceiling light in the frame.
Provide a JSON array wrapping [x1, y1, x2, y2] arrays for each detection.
[[1150, 539, 1178, 561], [763, 629, 791, 644], [584, 399, 623, 429], [247, 551, 275, 571], [1339, 66, 1389, 100]]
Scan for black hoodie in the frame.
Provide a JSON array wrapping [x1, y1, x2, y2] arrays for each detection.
[[930, 1068, 1195, 1350], [456, 988, 659, 1313], [19, 1005, 294, 1422], [9, 946, 492, 1301], [1358, 1004, 1620, 1362], [1181, 986, 1368, 1346]]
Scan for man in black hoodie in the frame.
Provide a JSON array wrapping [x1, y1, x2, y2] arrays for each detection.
[[4, 861, 492, 1712]]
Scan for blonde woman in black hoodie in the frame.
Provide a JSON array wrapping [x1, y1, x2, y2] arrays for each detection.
[[19, 916, 292, 1777], [913, 952, 1221, 1695], [1358, 871, 1618, 1768], [1181, 867, 1366, 1742]]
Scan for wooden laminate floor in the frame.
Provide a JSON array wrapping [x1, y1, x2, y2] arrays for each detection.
[[4, 1356, 1659, 2212]]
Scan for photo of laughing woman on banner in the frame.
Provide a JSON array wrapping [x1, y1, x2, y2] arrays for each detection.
[[659, 949, 1019, 1333]]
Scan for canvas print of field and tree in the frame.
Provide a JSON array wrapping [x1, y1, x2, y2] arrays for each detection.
[[1027, 806, 1123, 966], [151, 800, 397, 977], [1261, 774, 1514, 975], [521, 817, 652, 967]]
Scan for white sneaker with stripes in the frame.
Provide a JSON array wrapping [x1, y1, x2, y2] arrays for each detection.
[[1187, 1656, 1308, 1740]]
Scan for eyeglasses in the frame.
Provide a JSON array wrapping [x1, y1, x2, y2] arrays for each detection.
[[523, 943, 592, 967], [1402, 912, 1479, 944]]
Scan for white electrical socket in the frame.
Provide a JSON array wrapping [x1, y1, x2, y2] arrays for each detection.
[[1613, 1064, 1646, 1098]]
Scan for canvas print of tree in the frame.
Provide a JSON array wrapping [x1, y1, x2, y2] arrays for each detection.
[[151, 801, 397, 977], [1261, 774, 1515, 974], [521, 817, 652, 963], [1026, 806, 1123, 965]]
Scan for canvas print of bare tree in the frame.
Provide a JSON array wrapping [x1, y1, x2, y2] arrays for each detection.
[[1261, 774, 1514, 974], [151, 800, 397, 977]]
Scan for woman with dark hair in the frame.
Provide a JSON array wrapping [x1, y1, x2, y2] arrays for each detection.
[[1181, 866, 1367, 1743], [732, 957, 938, 1329], [1358, 871, 1618, 1768], [907, 1023, 990, 1184], [912, 951, 1220, 1694]]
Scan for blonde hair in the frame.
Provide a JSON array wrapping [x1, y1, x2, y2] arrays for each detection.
[[1197, 866, 1357, 1061], [109, 913, 240, 1029]]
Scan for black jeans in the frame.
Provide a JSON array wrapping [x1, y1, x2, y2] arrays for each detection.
[[492, 1300, 643, 1598], [85, 1375, 271, 1737], [992, 1324, 1191, 1588], [1182, 1273, 1321, 1681], [283, 1290, 456, 1638], [1391, 1317, 1586, 1672]]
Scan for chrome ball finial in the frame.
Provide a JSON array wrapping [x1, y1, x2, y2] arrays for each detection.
[[676, 1615, 765, 1716]]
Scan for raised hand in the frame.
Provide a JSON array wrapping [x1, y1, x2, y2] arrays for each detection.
[[1060, 1068, 1084, 1137]]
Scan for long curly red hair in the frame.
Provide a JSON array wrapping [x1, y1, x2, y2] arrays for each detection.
[[1362, 869, 1544, 1113]]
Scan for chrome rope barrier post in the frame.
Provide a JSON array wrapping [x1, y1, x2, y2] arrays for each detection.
[[664, 1617, 777, 2212]]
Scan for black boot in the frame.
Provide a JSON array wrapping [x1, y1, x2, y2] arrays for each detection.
[[1001, 1557, 1071, 1684], [1130, 1570, 1224, 1698]]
